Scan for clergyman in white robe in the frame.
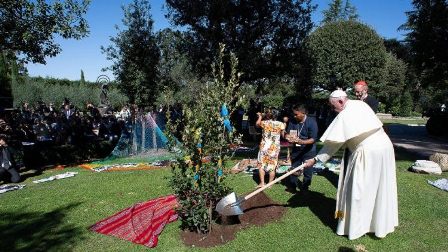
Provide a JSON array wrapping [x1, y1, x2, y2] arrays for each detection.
[[310, 96, 398, 240]]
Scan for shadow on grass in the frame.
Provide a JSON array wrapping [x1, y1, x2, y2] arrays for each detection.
[[319, 147, 416, 189], [287, 191, 337, 231], [0, 203, 86, 251], [319, 169, 339, 188], [394, 148, 419, 162]]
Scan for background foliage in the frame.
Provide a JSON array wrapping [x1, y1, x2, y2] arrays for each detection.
[[260, 77, 296, 109], [11, 76, 128, 110]]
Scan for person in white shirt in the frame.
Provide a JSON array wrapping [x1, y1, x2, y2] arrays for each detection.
[[303, 90, 398, 240]]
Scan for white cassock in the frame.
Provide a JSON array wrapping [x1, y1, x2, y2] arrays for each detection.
[[315, 100, 398, 240]]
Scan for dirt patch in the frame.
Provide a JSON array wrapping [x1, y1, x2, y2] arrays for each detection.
[[180, 191, 287, 248]]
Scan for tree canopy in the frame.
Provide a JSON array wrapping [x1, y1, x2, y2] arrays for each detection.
[[401, 0, 448, 93], [102, 0, 159, 108], [165, 0, 315, 82], [305, 21, 386, 92], [0, 0, 90, 64]]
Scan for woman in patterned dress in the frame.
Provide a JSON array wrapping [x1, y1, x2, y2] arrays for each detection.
[[255, 109, 285, 188]]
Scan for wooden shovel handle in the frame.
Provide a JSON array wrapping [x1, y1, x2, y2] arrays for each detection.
[[243, 163, 306, 201]]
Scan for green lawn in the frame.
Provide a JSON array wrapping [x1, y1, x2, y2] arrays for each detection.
[[1, 148, 447, 251]]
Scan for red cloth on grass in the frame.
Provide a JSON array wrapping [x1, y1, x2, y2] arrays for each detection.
[[90, 194, 178, 248]]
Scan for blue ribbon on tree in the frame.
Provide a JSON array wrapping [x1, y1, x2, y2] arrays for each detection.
[[221, 104, 233, 132]]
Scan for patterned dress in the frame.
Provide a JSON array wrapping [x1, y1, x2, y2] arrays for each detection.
[[257, 120, 285, 172]]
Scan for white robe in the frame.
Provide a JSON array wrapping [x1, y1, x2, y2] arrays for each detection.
[[316, 100, 398, 240]]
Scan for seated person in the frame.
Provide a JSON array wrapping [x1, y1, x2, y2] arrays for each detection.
[[0, 135, 21, 183]]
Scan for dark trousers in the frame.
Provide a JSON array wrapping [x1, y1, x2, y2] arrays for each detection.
[[0, 167, 21, 183], [289, 157, 314, 191], [289, 166, 313, 191]]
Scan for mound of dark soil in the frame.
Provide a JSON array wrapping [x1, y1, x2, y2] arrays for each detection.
[[181, 191, 286, 248]]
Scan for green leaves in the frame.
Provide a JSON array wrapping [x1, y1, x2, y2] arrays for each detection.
[[305, 20, 387, 91], [0, 0, 90, 64]]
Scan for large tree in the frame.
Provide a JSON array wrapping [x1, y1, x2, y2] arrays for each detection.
[[401, 0, 448, 95], [0, 0, 90, 64], [165, 0, 315, 83], [322, 0, 358, 24], [102, 0, 159, 108], [378, 52, 408, 114], [305, 21, 387, 92]]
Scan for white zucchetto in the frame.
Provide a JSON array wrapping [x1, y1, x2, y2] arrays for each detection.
[[330, 90, 347, 98]]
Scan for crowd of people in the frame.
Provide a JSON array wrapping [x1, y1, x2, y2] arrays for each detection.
[[0, 99, 134, 183], [0, 100, 126, 147]]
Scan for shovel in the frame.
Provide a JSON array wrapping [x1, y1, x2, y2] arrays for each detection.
[[216, 163, 306, 216]]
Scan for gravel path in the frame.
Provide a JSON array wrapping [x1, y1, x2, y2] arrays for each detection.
[[387, 124, 448, 159]]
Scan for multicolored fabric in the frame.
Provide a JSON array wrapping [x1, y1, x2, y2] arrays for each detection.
[[90, 195, 178, 248], [257, 120, 285, 172], [79, 161, 171, 172]]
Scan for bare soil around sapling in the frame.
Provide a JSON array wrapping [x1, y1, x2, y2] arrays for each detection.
[[180, 191, 286, 248]]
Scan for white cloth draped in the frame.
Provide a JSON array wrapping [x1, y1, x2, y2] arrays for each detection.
[[316, 100, 398, 240]]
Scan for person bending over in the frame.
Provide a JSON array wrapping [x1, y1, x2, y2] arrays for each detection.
[[303, 90, 398, 240]]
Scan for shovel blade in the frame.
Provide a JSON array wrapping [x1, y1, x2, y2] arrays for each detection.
[[216, 192, 244, 216], [219, 204, 244, 216]]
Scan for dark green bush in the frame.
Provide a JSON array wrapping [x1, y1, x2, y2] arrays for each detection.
[[306, 20, 386, 91]]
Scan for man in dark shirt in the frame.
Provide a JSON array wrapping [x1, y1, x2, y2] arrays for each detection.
[[354, 80, 379, 113], [285, 104, 318, 193]]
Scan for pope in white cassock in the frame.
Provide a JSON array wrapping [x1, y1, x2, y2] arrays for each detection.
[[304, 90, 398, 240]]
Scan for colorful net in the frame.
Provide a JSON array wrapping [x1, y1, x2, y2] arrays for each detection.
[[105, 112, 178, 162]]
